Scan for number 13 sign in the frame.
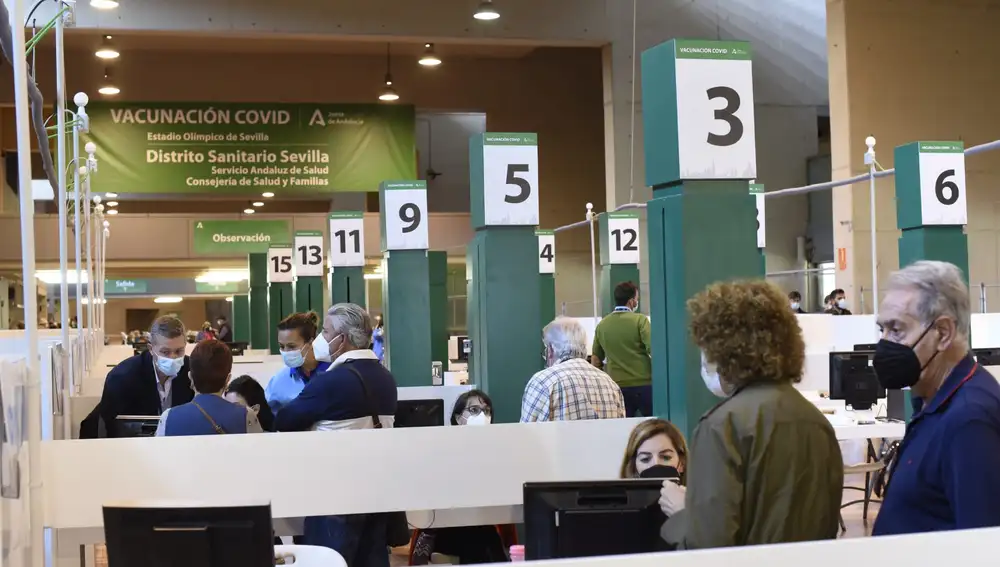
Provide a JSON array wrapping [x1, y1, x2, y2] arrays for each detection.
[[475, 133, 539, 227]]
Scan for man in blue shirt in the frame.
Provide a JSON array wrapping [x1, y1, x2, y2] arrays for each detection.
[[872, 261, 1000, 535], [265, 312, 330, 413]]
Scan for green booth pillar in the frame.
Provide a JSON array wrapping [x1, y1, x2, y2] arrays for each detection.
[[232, 294, 250, 343], [467, 132, 542, 424], [894, 140, 971, 422], [537, 230, 557, 334], [266, 245, 296, 355], [328, 211, 368, 307], [428, 251, 449, 372], [247, 253, 270, 350], [598, 211, 642, 314], [642, 39, 763, 438], [379, 181, 432, 387], [293, 230, 326, 315]]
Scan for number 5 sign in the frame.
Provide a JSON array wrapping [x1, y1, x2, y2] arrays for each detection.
[[641, 39, 756, 185], [471, 133, 539, 228], [895, 141, 967, 228]]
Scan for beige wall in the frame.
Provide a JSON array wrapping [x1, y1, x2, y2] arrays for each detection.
[[71, 297, 210, 337], [828, 0, 1000, 312]]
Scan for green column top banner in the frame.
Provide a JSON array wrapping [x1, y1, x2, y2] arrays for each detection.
[[105, 279, 147, 294], [85, 102, 417, 194], [193, 219, 291, 255]]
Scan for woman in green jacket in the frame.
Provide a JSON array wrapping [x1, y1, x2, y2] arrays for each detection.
[[659, 280, 843, 549]]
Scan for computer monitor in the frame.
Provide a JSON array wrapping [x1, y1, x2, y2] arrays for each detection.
[[227, 342, 249, 356], [103, 502, 273, 567], [524, 480, 668, 560], [394, 399, 445, 427], [972, 348, 1000, 366], [853, 343, 877, 352], [829, 351, 885, 411], [115, 416, 161, 438]]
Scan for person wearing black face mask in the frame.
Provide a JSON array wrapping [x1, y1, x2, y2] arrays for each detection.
[[872, 261, 1000, 536]]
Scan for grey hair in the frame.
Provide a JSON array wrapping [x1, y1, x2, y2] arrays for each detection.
[[150, 316, 185, 341], [327, 303, 373, 349], [887, 261, 970, 340], [542, 317, 588, 361]]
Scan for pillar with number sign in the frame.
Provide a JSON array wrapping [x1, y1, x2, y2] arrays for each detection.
[[599, 212, 642, 314], [294, 230, 326, 314], [380, 181, 432, 387], [267, 245, 295, 355], [537, 230, 557, 333], [642, 39, 763, 437], [428, 251, 449, 371], [894, 141, 970, 278], [329, 211, 367, 307], [467, 132, 543, 423], [751, 182, 767, 271], [248, 253, 270, 350]]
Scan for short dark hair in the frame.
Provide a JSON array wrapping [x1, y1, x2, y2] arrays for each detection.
[[189, 339, 233, 394], [788, 291, 802, 301], [451, 389, 494, 425], [613, 281, 639, 307], [225, 375, 274, 432], [832, 288, 846, 297], [277, 311, 320, 342], [150, 316, 185, 340]]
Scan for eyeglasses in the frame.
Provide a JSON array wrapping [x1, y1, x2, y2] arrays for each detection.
[[463, 405, 491, 417]]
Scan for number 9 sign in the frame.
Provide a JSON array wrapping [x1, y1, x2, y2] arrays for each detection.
[[380, 181, 429, 251]]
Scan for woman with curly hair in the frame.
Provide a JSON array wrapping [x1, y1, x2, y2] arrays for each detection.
[[659, 280, 843, 549]]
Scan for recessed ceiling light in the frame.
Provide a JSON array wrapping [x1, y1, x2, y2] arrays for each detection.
[[107, 209, 119, 215], [243, 208, 255, 214], [95, 35, 119, 59], [153, 296, 183, 304], [98, 85, 120, 95], [90, 0, 119, 9], [105, 192, 118, 198], [106, 201, 119, 207], [262, 192, 274, 198], [252, 201, 264, 207], [474, 0, 500, 20]]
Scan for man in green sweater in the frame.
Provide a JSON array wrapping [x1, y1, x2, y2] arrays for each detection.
[[591, 281, 652, 417]]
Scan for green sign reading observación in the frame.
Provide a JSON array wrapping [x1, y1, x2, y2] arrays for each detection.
[[193, 220, 291, 255], [86, 102, 416, 194]]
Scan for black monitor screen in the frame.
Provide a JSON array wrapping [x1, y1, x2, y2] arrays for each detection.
[[973, 348, 1000, 366], [524, 480, 668, 560], [115, 416, 160, 438], [395, 399, 445, 428], [829, 351, 885, 411], [103, 503, 273, 567]]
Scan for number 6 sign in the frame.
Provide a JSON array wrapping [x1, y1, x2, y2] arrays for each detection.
[[918, 142, 967, 226]]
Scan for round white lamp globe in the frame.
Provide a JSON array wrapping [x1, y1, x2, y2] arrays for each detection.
[[865, 136, 876, 149], [73, 92, 89, 107], [85, 142, 97, 154]]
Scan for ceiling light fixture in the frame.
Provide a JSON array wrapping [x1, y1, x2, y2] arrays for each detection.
[[107, 209, 119, 215], [262, 192, 274, 198], [419, 43, 442, 67], [36, 270, 88, 284], [105, 192, 118, 198], [243, 208, 255, 214], [95, 35, 119, 59], [225, 297, 234, 302], [98, 67, 120, 96], [106, 201, 118, 207], [252, 201, 264, 207], [153, 296, 183, 304], [378, 44, 400, 102], [90, 0, 119, 9], [363, 273, 384, 280], [195, 270, 249, 284], [474, 0, 500, 20]]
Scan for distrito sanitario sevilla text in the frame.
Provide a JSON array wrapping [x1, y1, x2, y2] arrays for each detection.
[[146, 149, 330, 164]]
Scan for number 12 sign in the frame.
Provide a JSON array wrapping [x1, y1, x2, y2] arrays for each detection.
[[476, 133, 539, 227], [328, 211, 365, 267], [607, 212, 641, 265], [380, 181, 429, 251]]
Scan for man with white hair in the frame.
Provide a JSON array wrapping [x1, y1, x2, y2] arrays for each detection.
[[872, 261, 1000, 535], [274, 303, 398, 567], [520, 317, 625, 421]]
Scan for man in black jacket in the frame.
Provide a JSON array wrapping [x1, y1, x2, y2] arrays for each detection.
[[98, 316, 194, 437]]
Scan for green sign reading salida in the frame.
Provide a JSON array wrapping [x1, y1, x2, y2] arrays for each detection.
[[105, 279, 147, 294], [193, 220, 291, 255], [85, 102, 416, 194]]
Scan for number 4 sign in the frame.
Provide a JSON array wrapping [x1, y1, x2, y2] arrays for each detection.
[[607, 212, 641, 264], [537, 230, 555, 274]]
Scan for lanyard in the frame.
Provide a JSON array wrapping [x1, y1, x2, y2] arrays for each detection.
[[613, 307, 632, 313], [884, 362, 979, 496]]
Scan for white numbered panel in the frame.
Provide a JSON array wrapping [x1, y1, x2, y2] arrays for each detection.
[[328, 213, 366, 267], [384, 187, 429, 250], [294, 232, 325, 277], [750, 184, 766, 248], [607, 214, 641, 265], [919, 144, 967, 226], [537, 231, 555, 274], [267, 247, 294, 283], [674, 43, 756, 179], [482, 134, 539, 225]]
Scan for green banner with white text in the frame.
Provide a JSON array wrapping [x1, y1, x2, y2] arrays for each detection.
[[86, 102, 416, 194]]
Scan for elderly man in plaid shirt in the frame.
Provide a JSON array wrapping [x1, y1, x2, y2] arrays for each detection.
[[520, 317, 626, 421]]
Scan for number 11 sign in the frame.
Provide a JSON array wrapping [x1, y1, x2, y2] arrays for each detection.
[[329, 211, 365, 267]]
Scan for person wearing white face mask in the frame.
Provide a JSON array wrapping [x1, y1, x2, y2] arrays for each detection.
[[95, 315, 195, 438], [824, 288, 852, 315], [658, 280, 843, 550], [273, 303, 399, 567], [265, 312, 331, 414]]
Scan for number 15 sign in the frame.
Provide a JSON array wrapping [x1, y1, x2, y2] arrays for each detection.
[[641, 39, 756, 185], [471, 133, 539, 228]]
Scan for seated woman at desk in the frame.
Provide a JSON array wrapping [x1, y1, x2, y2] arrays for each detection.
[[266, 312, 331, 413], [410, 390, 513, 565], [620, 418, 688, 481], [225, 375, 275, 432], [156, 339, 263, 436]]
